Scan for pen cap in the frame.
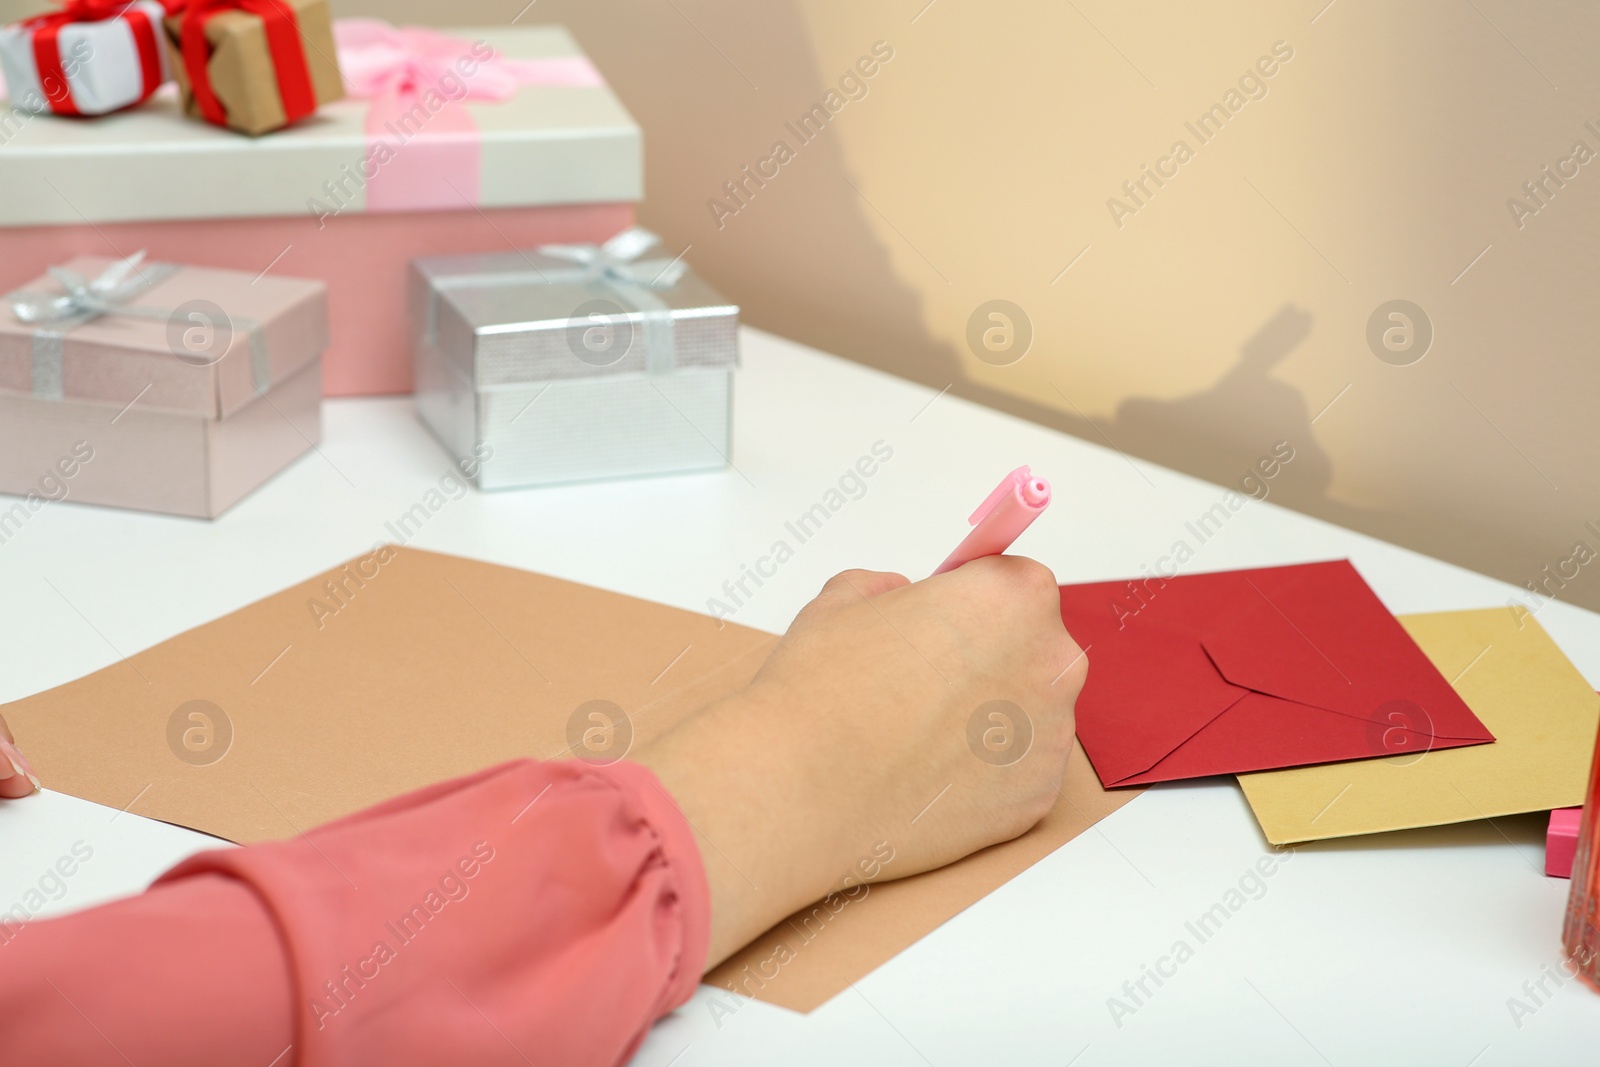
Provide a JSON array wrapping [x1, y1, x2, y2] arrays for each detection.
[[971, 465, 1047, 524]]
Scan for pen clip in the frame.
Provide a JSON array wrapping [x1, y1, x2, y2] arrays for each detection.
[[968, 465, 1032, 525]]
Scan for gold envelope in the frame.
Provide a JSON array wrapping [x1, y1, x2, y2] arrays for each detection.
[[0, 546, 1138, 1012], [1238, 608, 1600, 845]]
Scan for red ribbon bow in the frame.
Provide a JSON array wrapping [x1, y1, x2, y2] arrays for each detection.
[[22, 0, 179, 115], [22, 0, 147, 25], [179, 0, 317, 129]]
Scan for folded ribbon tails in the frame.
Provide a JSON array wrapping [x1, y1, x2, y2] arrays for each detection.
[[181, 0, 316, 128]]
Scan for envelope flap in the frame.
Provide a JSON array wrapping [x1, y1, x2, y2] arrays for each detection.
[[1068, 619, 1250, 786], [1198, 561, 1493, 742], [1199, 583, 1368, 716]]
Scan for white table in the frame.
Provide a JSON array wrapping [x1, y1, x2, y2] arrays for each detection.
[[2, 328, 1596, 1065]]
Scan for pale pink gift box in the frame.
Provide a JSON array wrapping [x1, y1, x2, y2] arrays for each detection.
[[0, 23, 640, 397], [0, 255, 326, 519]]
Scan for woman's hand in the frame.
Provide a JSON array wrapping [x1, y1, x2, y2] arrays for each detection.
[[635, 556, 1086, 968], [0, 715, 39, 798]]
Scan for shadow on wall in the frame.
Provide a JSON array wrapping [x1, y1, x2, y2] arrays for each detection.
[[1113, 303, 1333, 496], [326, 0, 1430, 580], [940, 301, 1415, 561], [605, 0, 1588, 616]]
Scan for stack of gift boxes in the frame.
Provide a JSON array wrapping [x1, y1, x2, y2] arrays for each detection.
[[0, 0, 738, 518]]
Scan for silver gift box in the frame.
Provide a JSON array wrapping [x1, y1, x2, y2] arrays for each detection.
[[409, 232, 739, 490]]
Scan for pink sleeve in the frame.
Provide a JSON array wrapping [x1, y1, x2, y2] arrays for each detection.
[[0, 760, 711, 1067]]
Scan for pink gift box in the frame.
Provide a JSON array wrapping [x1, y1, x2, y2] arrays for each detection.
[[0, 24, 640, 397], [0, 255, 327, 519]]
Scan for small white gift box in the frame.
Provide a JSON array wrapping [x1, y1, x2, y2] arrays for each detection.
[[0, 1, 172, 116]]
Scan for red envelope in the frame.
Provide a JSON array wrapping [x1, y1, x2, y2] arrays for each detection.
[[1059, 560, 1495, 787]]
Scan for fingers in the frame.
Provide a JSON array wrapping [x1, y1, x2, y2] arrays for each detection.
[[0, 773, 35, 799], [947, 556, 1088, 703], [815, 568, 911, 606], [1047, 639, 1090, 699], [804, 559, 1088, 704], [950, 554, 1062, 610], [0, 735, 38, 798], [778, 570, 912, 654], [0, 714, 12, 744]]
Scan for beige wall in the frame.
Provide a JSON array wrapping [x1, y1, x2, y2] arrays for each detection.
[[10, 0, 1599, 613]]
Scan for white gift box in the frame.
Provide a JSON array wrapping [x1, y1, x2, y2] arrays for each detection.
[[0, 1, 171, 117]]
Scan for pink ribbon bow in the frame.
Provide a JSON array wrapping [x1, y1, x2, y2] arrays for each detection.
[[330, 19, 606, 213], [334, 18, 604, 101]]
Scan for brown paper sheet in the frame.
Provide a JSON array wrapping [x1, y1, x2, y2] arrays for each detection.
[[2, 546, 772, 841], [706, 739, 1137, 1011], [164, 0, 344, 136], [1, 547, 1139, 1011]]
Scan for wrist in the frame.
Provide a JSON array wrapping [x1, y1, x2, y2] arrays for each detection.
[[632, 687, 846, 969]]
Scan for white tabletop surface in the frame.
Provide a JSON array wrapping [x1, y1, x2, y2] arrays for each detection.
[[1, 327, 1596, 1065]]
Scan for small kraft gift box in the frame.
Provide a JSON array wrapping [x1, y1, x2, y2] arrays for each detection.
[[0, 254, 327, 518], [162, 0, 345, 136], [410, 229, 739, 490]]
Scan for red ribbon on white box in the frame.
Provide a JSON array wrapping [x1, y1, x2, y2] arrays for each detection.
[[0, 0, 174, 116]]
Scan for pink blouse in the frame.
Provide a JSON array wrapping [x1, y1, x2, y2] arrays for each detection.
[[0, 759, 711, 1066]]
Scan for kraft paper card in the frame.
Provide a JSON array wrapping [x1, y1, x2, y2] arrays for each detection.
[[1238, 608, 1600, 845], [0, 547, 1139, 1012]]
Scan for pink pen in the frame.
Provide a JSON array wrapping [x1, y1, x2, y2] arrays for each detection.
[[932, 466, 1052, 576]]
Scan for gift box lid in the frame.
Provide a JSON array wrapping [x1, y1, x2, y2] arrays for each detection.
[[0, 25, 639, 226], [0, 255, 327, 419], [412, 242, 739, 389]]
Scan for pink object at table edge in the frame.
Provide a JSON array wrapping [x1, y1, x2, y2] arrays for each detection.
[[1550, 807, 1582, 879]]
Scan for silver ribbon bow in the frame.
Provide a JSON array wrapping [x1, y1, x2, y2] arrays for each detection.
[[538, 228, 689, 375], [10, 252, 163, 326], [423, 227, 690, 377], [7, 251, 270, 400]]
